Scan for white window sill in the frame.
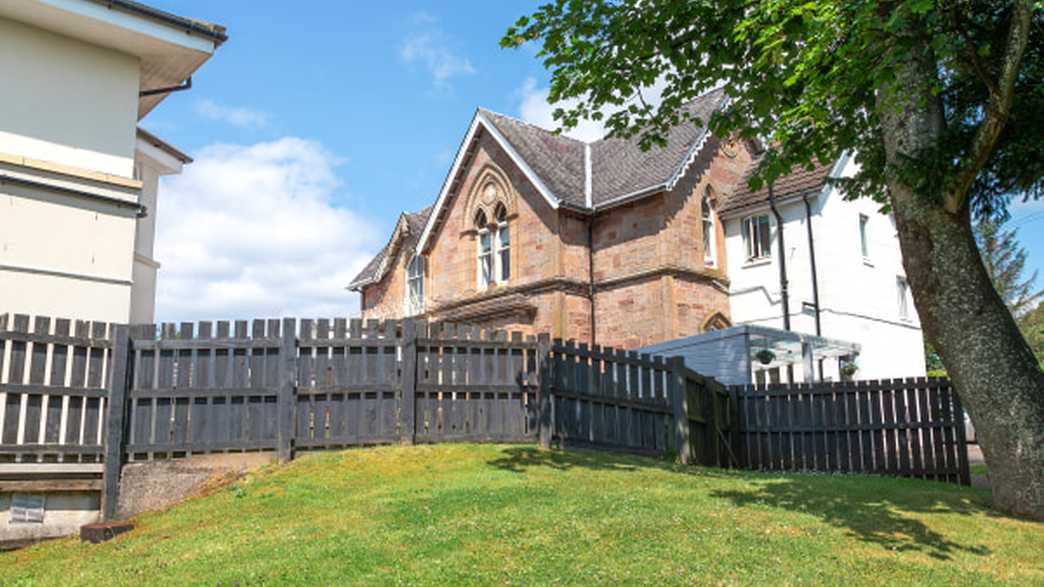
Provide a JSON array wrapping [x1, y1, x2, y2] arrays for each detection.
[[742, 257, 772, 269]]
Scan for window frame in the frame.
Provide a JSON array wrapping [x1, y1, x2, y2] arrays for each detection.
[[741, 213, 772, 262], [897, 276, 910, 321], [702, 188, 716, 267], [494, 207, 510, 284], [405, 254, 425, 315], [859, 213, 870, 260]]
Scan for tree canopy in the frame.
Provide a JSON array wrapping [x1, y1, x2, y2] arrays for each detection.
[[502, 1, 1043, 215]]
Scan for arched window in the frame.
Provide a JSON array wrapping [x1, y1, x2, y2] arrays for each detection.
[[702, 186, 716, 267], [476, 205, 510, 289], [405, 254, 425, 315], [495, 204, 510, 283], [476, 210, 492, 288]]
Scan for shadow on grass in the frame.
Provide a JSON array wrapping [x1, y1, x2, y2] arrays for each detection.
[[487, 445, 671, 474], [710, 477, 992, 560], [488, 446, 992, 561]]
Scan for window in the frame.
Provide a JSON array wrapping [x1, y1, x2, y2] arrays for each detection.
[[477, 206, 510, 289], [859, 214, 870, 259], [477, 210, 492, 288], [702, 186, 716, 266], [897, 276, 910, 320], [495, 204, 510, 283], [741, 214, 772, 261], [405, 255, 424, 314]]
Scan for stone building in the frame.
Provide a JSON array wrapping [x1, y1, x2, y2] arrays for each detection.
[[349, 89, 753, 349]]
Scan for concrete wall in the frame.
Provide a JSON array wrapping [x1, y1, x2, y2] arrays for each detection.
[[0, 453, 273, 548], [0, 17, 139, 176], [723, 155, 927, 380]]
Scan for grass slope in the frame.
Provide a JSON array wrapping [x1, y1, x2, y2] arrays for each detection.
[[2, 444, 1042, 586]]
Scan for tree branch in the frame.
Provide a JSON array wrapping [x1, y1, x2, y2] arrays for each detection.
[[946, 0, 1033, 213]]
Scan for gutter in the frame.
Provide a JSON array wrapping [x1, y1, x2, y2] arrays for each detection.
[[0, 174, 146, 217], [802, 194, 822, 336], [89, 0, 228, 43], [588, 216, 596, 345], [767, 182, 790, 331]]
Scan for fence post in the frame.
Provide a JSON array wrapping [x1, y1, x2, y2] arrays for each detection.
[[950, 381, 972, 486], [537, 334, 552, 449], [277, 317, 296, 463], [101, 324, 131, 521], [669, 356, 692, 465], [400, 319, 418, 445]]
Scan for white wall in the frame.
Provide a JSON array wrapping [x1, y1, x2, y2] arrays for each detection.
[[0, 181, 138, 323], [0, 16, 139, 176], [724, 156, 927, 380]]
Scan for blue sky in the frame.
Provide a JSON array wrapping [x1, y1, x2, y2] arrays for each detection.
[[145, 1, 548, 221], [141, 1, 1043, 322]]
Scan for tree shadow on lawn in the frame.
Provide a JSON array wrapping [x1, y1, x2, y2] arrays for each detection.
[[710, 476, 993, 560], [488, 446, 992, 561]]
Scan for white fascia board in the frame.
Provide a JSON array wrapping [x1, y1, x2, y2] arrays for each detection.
[[476, 112, 561, 210], [415, 114, 483, 254], [135, 138, 183, 176], [665, 94, 729, 192], [416, 112, 561, 254], [37, 0, 216, 53]]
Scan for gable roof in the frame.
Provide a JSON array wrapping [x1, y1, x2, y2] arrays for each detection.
[[719, 157, 837, 216], [352, 89, 733, 291], [479, 110, 588, 208], [590, 89, 726, 205], [348, 206, 432, 290]]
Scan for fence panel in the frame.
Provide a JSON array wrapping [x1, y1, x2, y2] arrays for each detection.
[[0, 314, 112, 465], [414, 323, 538, 443], [549, 342, 673, 455], [731, 378, 970, 485], [296, 319, 402, 449], [126, 320, 282, 458]]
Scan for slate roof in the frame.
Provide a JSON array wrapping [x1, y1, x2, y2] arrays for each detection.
[[590, 88, 726, 204], [350, 89, 734, 291], [348, 206, 432, 289], [719, 157, 835, 216], [479, 110, 587, 207]]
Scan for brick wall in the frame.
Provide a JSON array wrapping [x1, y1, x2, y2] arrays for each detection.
[[360, 132, 756, 348]]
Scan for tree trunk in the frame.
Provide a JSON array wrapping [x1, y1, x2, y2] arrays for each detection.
[[877, 32, 1044, 520]]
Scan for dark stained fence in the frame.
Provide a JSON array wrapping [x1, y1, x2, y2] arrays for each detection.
[[548, 342, 674, 456], [296, 319, 403, 449], [125, 320, 285, 460], [415, 323, 540, 443], [4, 312, 972, 521], [731, 379, 970, 485], [0, 314, 113, 464], [679, 366, 735, 468]]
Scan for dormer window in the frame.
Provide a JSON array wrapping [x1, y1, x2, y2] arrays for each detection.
[[405, 254, 425, 315], [702, 186, 716, 267]]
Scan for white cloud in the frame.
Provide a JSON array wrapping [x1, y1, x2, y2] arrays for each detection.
[[517, 76, 671, 142], [399, 12, 476, 87], [154, 138, 381, 323], [195, 99, 270, 129]]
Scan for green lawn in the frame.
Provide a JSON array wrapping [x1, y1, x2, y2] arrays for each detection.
[[3, 444, 1042, 586]]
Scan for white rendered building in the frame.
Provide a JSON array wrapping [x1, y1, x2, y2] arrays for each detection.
[[0, 0, 224, 324]]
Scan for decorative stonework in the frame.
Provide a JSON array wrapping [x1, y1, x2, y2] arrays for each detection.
[[465, 164, 516, 231]]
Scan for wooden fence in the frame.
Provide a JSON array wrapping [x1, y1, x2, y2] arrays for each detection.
[[1, 313, 971, 521], [0, 315, 113, 467], [544, 343, 732, 467], [729, 379, 971, 485]]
